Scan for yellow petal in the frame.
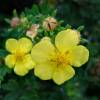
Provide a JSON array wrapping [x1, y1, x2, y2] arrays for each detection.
[[6, 39, 18, 53], [18, 38, 33, 53], [55, 29, 80, 53], [34, 62, 55, 80], [5, 54, 16, 68], [70, 45, 89, 67], [31, 37, 55, 63], [52, 65, 75, 85], [23, 54, 35, 70], [14, 61, 28, 76]]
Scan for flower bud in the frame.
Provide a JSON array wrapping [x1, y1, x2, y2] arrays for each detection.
[[10, 17, 20, 27], [43, 17, 58, 31], [26, 24, 39, 39]]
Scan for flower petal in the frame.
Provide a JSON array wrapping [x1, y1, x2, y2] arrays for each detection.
[[70, 45, 89, 67], [6, 39, 18, 53], [5, 54, 16, 68], [23, 54, 35, 70], [31, 37, 55, 63], [55, 29, 80, 53], [52, 65, 75, 85], [34, 62, 55, 80], [14, 61, 28, 76], [18, 38, 33, 53]]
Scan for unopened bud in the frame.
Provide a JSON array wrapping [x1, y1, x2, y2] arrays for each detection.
[[43, 17, 58, 31], [10, 17, 20, 27], [26, 24, 39, 39]]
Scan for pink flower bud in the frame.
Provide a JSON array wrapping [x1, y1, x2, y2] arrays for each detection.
[[10, 17, 20, 27], [26, 24, 39, 39], [43, 17, 58, 31]]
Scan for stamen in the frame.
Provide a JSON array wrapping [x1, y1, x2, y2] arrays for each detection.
[[15, 52, 24, 61], [51, 52, 70, 67]]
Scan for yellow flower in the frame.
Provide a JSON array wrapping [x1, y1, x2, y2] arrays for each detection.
[[5, 38, 35, 76], [31, 29, 89, 85]]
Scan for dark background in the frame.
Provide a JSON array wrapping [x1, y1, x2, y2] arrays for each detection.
[[0, 0, 40, 15]]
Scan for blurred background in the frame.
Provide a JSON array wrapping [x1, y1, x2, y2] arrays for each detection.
[[0, 0, 100, 100]]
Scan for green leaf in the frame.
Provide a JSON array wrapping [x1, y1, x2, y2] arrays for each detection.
[[13, 9, 18, 17], [0, 66, 11, 84], [77, 26, 84, 32], [3, 92, 20, 100], [65, 24, 72, 29], [5, 18, 11, 24], [31, 5, 39, 15], [80, 38, 89, 44], [2, 80, 19, 91], [0, 49, 8, 58]]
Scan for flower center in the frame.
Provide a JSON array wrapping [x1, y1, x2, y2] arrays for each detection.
[[15, 52, 25, 62], [51, 52, 70, 67]]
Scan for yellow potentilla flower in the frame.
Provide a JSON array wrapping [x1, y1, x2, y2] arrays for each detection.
[[31, 29, 89, 85], [5, 38, 35, 76]]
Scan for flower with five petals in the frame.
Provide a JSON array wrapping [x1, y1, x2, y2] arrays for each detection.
[[5, 38, 35, 76], [31, 29, 89, 85]]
